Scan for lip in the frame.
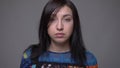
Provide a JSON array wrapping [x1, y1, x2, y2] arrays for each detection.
[[55, 33, 65, 38]]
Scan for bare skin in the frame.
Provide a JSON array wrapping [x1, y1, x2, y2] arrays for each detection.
[[48, 5, 73, 53]]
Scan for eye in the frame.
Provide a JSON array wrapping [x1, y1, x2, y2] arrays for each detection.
[[49, 18, 55, 22], [49, 14, 56, 22], [64, 18, 72, 22], [65, 18, 71, 22]]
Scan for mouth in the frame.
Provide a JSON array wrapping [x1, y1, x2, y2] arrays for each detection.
[[55, 33, 65, 38]]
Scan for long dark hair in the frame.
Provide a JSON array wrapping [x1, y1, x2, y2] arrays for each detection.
[[29, 0, 86, 67]]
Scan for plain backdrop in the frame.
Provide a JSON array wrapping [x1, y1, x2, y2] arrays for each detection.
[[0, 0, 120, 68]]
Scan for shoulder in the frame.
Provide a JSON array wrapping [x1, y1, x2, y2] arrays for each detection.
[[22, 44, 38, 59], [20, 44, 39, 68], [85, 51, 98, 66], [23, 48, 31, 59], [20, 45, 36, 68]]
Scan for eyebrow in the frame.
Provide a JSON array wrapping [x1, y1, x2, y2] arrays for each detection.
[[50, 14, 72, 18], [63, 14, 73, 18]]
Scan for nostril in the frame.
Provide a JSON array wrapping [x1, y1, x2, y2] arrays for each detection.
[[56, 22, 64, 31], [57, 27, 64, 31]]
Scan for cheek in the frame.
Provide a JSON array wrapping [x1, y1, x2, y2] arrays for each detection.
[[65, 24, 74, 35], [48, 28, 52, 36], [47, 25, 55, 36], [69, 25, 74, 34]]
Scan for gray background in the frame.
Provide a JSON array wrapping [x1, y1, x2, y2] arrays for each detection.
[[0, 0, 120, 68]]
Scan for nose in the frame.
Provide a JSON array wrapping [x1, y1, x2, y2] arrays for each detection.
[[56, 20, 64, 31]]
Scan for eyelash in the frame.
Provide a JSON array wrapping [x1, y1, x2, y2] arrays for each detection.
[[64, 18, 71, 22], [49, 18, 72, 22], [49, 18, 56, 22]]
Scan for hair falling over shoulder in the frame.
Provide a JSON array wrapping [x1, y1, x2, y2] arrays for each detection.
[[26, 0, 87, 67]]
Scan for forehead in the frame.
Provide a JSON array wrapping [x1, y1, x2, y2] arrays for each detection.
[[52, 5, 73, 17]]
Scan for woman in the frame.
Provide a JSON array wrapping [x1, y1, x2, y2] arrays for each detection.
[[20, 0, 98, 68]]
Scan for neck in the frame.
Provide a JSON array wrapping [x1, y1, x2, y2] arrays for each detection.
[[48, 41, 70, 53]]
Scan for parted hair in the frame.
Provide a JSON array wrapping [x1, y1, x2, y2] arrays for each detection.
[[27, 0, 86, 67]]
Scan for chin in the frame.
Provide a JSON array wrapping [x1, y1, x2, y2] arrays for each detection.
[[53, 39, 69, 44]]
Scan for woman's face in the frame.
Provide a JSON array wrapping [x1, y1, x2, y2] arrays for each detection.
[[48, 5, 73, 44]]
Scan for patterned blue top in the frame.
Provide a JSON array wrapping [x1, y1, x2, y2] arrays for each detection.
[[20, 48, 97, 68]]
